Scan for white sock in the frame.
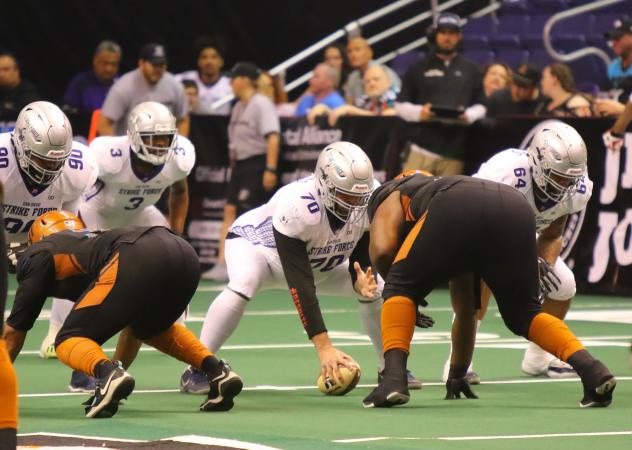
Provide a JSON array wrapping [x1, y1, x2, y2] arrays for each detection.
[[199, 288, 248, 353], [357, 299, 384, 371], [50, 298, 74, 328]]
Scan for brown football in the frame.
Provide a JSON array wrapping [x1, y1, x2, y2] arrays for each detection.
[[316, 365, 361, 396]]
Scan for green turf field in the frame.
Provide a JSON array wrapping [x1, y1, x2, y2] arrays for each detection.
[[8, 277, 632, 450]]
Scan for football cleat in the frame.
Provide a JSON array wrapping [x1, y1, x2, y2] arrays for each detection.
[[68, 370, 97, 393], [546, 359, 577, 378], [180, 366, 210, 395], [378, 369, 422, 390], [200, 361, 243, 412], [580, 376, 617, 408], [465, 370, 480, 385], [364, 371, 410, 408], [84, 362, 135, 419]]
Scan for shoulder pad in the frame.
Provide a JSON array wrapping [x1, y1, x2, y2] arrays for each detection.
[[171, 135, 196, 175], [474, 149, 528, 184], [88, 136, 128, 177], [60, 141, 99, 196], [272, 184, 323, 238]]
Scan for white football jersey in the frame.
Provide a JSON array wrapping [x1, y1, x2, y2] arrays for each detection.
[[175, 71, 232, 115], [0, 132, 98, 243], [81, 135, 195, 222], [229, 176, 372, 277], [474, 148, 592, 232]]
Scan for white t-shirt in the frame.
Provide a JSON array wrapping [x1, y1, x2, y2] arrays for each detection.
[[175, 70, 233, 115], [474, 148, 592, 232], [0, 132, 98, 243]]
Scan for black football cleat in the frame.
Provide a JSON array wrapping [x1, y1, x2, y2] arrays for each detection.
[[200, 360, 243, 412], [378, 369, 422, 390], [84, 363, 135, 418], [364, 372, 410, 408], [580, 376, 617, 408]]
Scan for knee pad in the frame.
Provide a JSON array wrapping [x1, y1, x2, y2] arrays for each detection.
[[547, 258, 576, 301]]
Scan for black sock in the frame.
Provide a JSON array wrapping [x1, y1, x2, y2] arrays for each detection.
[[383, 349, 408, 379], [94, 360, 117, 379], [201, 355, 221, 377], [567, 349, 611, 387], [0, 428, 17, 450], [448, 364, 468, 380]]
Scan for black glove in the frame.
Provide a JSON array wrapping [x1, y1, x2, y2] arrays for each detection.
[[415, 306, 435, 328], [6, 242, 28, 274], [445, 377, 479, 400], [538, 257, 561, 298]]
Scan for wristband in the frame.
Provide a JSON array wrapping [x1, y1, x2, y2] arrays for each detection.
[[610, 130, 625, 138], [265, 167, 277, 172]]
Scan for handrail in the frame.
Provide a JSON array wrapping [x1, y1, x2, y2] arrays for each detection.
[[543, 0, 625, 68], [210, 0, 422, 111], [285, 0, 472, 94]]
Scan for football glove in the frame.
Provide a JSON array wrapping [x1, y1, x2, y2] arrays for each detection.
[[415, 306, 435, 329], [6, 242, 28, 274], [445, 377, 479, 400], [538, 257, 561, 298]]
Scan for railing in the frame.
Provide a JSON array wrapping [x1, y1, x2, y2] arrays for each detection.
[[210, 0, 475, 111], [543, 0, 625, 68]]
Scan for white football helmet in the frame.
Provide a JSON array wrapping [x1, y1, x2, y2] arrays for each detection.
[[127, 101, 177, 165], [524, 120, 587, 203], [12, 101, 73, 186], [314, 141, 374, 223]]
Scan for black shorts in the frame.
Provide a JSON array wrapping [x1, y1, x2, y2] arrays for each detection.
[[226, 155, 269, 215], [383, 179, 542, 337], [56, 227, 201, 344]]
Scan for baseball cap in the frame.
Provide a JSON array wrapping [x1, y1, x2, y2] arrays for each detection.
[[513, 63, 541, 88], [604, 18, 632, 40], [140, 43, 167, 65], [436, 12, 462, 32], [229, 62, 260, 80]]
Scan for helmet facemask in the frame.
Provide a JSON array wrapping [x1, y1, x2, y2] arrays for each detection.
[[534, 166, 582, 203], [19, 147, 70, 186], [127, 102, 178, 166], [136, 131, 176, 165], [324, 182, 372, 224]]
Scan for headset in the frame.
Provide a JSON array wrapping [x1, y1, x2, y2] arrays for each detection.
[[426, 12, 463, 50]]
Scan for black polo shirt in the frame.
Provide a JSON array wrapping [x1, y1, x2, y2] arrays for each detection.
[[398, 52, 485, 160]]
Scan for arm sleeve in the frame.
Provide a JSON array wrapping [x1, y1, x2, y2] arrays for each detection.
[[6, 252, 55, 332], [0, 209, 8, 330], [273, 226, 326, 339], [347, 231, 371, 285]]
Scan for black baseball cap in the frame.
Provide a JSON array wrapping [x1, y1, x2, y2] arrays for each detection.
[[140, 43, 167, 65], [436, 12, 462, 32], [229, 62, 260, 80], [604, 18, 632, 40], [513, 63, 540, 88]]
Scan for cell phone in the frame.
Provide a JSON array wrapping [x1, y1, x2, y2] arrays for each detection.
[[430, 105, 465, 118]]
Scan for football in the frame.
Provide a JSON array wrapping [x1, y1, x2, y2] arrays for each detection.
[[316, 365, 361, 396]]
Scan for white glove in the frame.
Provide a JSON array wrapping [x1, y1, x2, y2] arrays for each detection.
[[7, 242, 28, 272], [603, 130, 625, 152]]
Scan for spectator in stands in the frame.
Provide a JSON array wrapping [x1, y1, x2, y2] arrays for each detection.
[[0, 51, 39, 120], [98, 43, 189, 136], [604, 18, 632, 99], [182, 79, 200, 112], [176, 36, 232, 115], [396, 12, 485, 175], [308, 65, 396, 125], [535, 63, 592, 117], [482, 63, 511, 101], [257, 71, 294, 116], [202, 62, 280, 281], [603, 100, 632, 152], [294, 63, 345, 116], [323, 43, 352, 95], [486, 63, 544, 118], [62, 40, 121, 113], [344, 37, 401, 104]]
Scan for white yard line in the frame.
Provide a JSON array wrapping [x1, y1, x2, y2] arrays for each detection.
[[18, 376, 632, 398]]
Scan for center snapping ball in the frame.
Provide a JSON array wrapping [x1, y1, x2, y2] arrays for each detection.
[[317, 365, 361, 396]]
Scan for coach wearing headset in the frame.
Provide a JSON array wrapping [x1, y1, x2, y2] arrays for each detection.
[[396, 12, 485, 176]]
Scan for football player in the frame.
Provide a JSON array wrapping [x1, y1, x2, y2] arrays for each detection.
[[0, 101, 98, 392], [2, 211, 242, 418], [442, 120, 591, 383], [0, 183, 18, 450], [181, 142, 423, 394], [363, 170, 615, 408], [41, 101, 195, 388]]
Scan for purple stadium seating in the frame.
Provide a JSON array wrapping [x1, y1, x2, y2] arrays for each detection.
[[390, 51, 424, 77], [463, 35, 491, 51], [497, 15, 531, 35], [491, 35, 523, 51], [530, 0, 569, 13], [463, 15, 498, 35], [462, 50, 496, 66], [553, 35, 587, 54], [496, 49, 530, 68]]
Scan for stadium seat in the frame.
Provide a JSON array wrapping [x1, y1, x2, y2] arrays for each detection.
[[552, 35, 587, 54], [496, 49, 530, 68], [529, 0, 568, 13], [497, 15, 531, 35], [529, 48, 555, 67], [591, 13, 619, 38], [463, 15, 498, 35], [567, 55, 608, 87], [499, 0, 529, 14], [463, 35, 491, 51], [586, 36, 615, 57], [390, 51, 424, 77], [491, 35, 523, 51], [462, 50, 496, 66]]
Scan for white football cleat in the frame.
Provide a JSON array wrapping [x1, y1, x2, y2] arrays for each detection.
[[521, 343, 555, 376]]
